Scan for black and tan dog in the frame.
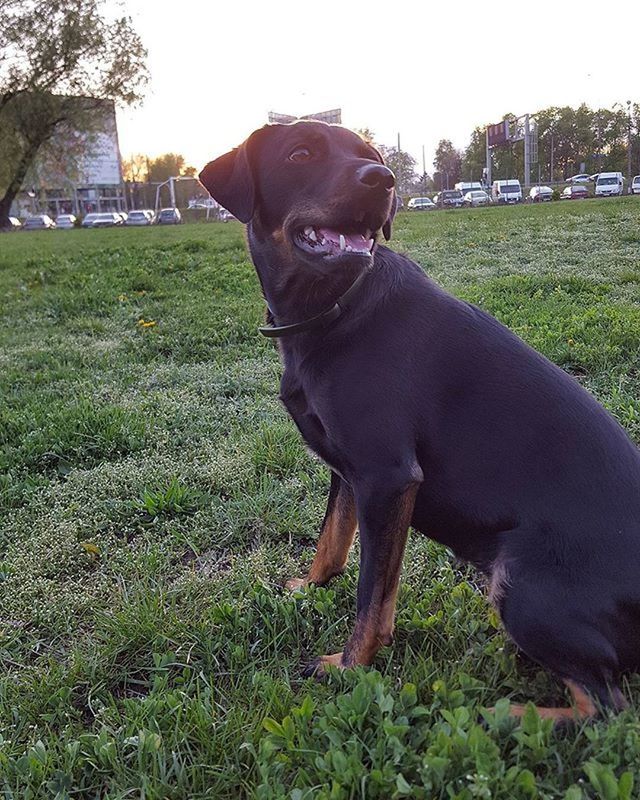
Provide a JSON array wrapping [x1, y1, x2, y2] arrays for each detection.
[[200, 120, 640, 720]]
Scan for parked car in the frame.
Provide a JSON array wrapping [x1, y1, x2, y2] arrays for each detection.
[[529, 186, 554, 203], [8, 217, 22, 229], [568, 173, 591, 183], [188, 198, 217, 209], [631, 176, 640, 195], [116, 212, 128, 224], [561, 185, 589, 200], [218, 208, 236, 221], [491, 180, 523, 204], [407, 197, 436, 211], [463, 190, 490, 207], [91, 212, 124, 227], [23, 214, 56, 230], [455, 181, 483, 196], [55, 214, 77, 229], [595, 172, 624, 197], [81, 213, 99, 228], [126, 209, 154, 226], [434, 190, 464, 209], [157, 207, 182, 225]]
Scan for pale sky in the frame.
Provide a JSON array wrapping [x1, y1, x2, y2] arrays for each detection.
[[115, 0, 640, 174]]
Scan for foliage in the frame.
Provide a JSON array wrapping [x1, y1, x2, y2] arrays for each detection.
[[0, 201, 638, 796], [433, 139, 463, 190], [378, 145, 418, 195], [146, 153, 197, 183], [458, 103, 640, 184], [0, 0, 148, 225]]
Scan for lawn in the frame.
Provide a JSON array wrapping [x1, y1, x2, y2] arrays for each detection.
[[1, 199, 640, 799]]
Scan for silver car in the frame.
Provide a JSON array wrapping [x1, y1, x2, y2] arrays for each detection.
[[55, 214, 77, 229], [529, 186, 553, 203], [463, 190, 490, 207], [125, 209, 154, 226], [23, 214, 56, 230]]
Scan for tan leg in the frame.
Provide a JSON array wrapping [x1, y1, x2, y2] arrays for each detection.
[[505, 680, 598, 721], [305, 482, 418, 677], [285, 472, 357, 591]]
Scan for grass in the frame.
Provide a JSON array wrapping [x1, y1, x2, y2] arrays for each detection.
[[0, 198, 639, 798]]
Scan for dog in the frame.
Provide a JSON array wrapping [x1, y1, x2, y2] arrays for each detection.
[[200, 120, 640, 720]]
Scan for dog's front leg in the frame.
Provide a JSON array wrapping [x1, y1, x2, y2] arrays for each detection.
[[285, 471, 357, 591], [304, 479, 419, 677]]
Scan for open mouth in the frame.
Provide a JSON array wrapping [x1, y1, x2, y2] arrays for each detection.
[[294, 225, 376, 258]]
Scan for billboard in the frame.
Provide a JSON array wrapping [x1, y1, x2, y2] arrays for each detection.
[[268, 108, 342, 125], [487, 120, 509, 147]]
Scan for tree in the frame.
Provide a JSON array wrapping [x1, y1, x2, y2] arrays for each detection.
[[354, 127, 376, 145], [146, 153, 197, 183], [433, 139, 462, 190], [0, 0, 148, 226], [377, 146, 418, 195], [461, 127, 486, 183], [122, 153, 149, 184]]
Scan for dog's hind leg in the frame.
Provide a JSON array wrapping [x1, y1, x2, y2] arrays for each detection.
[[304, 479, 419, 676], [285, 471, 357, 591], [504, 680, 599, 721], [498, 573, 628, 720]]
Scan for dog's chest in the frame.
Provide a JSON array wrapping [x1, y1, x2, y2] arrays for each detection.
[[279, 369, 345, 474]]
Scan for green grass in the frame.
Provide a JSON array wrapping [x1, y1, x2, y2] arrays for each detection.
[[0, 199, 639, 798]]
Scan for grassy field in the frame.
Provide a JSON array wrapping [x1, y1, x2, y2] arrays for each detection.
[[1, 199, 640, 799]]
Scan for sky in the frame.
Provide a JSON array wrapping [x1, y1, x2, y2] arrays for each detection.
[[114, 0, 640, 175]]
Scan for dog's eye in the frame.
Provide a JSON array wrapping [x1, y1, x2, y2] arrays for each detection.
[[289, 146, 312, 163]]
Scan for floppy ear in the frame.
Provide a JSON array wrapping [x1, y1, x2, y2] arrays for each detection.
[[382, 191, 399, 241], [199, 139, 255, 223]]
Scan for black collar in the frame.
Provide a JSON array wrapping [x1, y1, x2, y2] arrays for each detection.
[[258, 266, 370, 338]]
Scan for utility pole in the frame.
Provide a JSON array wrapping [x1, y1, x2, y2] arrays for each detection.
[[627, 100, 632, 190], [485, 128, 492, 188], [523, 114, 531, 189], [422, 144, 426, 196], [550, 128, 554, 183]]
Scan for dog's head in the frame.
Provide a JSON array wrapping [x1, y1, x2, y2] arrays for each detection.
[[199, 121, 397, 272]]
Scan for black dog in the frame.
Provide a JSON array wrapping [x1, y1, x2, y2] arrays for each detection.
[[200, 120, 640, 720]]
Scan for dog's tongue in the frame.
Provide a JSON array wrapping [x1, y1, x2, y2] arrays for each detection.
[[317, 227, 368, 250]]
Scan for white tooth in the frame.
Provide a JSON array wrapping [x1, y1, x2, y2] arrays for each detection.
[[304, 226, 313, 236], [346, 245, 352, 252], [367, 238, 374, 250], [339, 234, 346, 251], [309, 229, 317, 241]]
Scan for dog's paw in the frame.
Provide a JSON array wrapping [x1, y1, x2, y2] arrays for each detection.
[[302, 652, 344, 679], [284, 576, 308, 592]]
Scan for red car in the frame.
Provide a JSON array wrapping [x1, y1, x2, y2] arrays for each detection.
[[561, 185, 589, 200]]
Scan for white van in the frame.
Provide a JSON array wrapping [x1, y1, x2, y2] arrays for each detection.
[[595, 172, 624, 197], [492, 179, 523, 204], [455, 181, 483, 196], [630, 175, 640, 195]]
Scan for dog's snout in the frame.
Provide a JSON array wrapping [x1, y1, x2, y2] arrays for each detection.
[[356, 163, 395, 191]]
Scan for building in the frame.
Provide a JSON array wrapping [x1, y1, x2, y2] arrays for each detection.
[[12, 98, 126, 218]]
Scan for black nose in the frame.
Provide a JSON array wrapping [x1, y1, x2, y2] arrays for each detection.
[[356, 163, 395, 191]]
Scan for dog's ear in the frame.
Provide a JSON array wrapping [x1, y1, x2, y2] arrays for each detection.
[[382, 191, 399, 241], [199, 127, 268, 223]]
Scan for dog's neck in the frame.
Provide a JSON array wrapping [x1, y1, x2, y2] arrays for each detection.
[[247, 222, 367, 327]]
